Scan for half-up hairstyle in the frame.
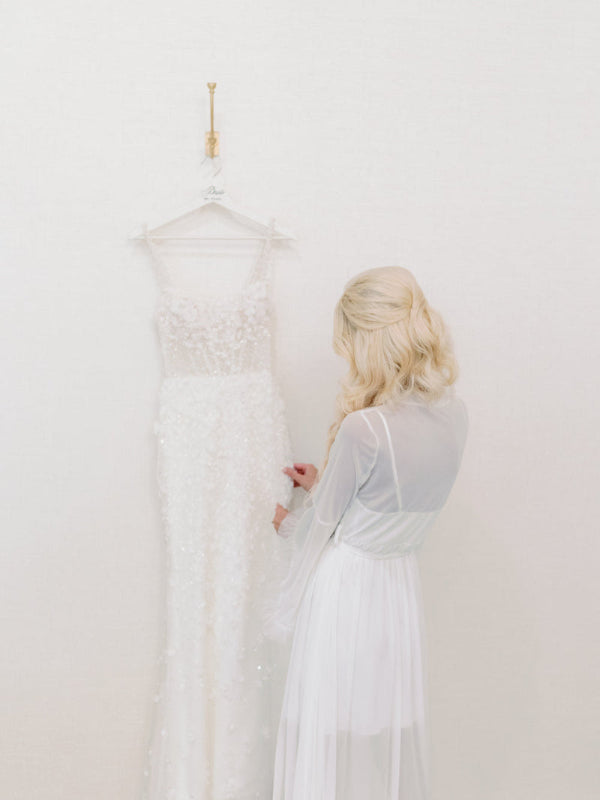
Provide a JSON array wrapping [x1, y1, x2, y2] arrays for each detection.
[[311, 265, 459, 488]]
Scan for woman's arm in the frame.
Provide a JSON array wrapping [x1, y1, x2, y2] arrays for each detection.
[[263, 410, 378, 642]]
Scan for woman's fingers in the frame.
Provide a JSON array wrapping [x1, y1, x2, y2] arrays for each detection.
[[282, 463, 317, 490], [282, 466, 302, 487], [272, 502, 289, 532]]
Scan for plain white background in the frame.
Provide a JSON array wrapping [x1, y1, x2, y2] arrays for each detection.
[[2, 2, 599, 798]]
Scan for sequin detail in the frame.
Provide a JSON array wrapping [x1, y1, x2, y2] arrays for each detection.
[[155, 278, 273, 378], [141, 218, 294, 800]]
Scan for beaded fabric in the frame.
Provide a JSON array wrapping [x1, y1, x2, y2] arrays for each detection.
[[140, 217, 294, 800]]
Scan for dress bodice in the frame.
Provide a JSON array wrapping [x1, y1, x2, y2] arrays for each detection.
[[155, 279, 273, 378], [145, 218, 277, 378]]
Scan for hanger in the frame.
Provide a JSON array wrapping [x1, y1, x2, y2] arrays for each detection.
[[129, 82, 296, 243], [130, 193, 296, 242]]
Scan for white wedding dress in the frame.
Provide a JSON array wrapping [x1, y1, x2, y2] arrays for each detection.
[[264, 391, 469, 799], [141, 218, 294, 800]]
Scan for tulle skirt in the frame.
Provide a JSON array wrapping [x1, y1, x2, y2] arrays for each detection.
[[272, 537, 431, 800]]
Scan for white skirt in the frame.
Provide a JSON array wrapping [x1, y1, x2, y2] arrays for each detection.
[[272, 538, 431, 800]]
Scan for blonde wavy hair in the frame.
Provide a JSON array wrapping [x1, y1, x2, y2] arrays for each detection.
[[311, 265, 459, 488]]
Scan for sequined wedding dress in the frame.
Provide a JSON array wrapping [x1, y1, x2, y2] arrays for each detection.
[[141, 218, 294, 800]]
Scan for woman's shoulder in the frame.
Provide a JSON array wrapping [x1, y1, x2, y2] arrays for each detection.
[[441, 389, 468, 422], [453, 394, 469, 433], [339, 407, 375, 432], [338, 408, 380, 447]]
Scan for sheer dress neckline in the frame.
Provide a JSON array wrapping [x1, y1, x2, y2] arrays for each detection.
[[158, 236, 270, 307], [151, 221, 277, 377], [158, 276, 267, 310], [145, 218, 277, 311]]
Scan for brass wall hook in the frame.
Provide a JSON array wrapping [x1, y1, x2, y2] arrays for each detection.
[[205, 82, 220, 158]]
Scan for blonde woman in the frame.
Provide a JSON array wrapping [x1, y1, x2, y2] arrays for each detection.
[[265, 266, 469, 799]]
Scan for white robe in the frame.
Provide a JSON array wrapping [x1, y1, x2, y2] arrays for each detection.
[[264, 390, 469, 799]]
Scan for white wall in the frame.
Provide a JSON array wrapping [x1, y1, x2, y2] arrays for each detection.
[[2, 2, 599, 798]]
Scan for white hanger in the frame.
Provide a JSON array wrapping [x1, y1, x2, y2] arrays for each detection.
[[129, 186, 296, 242]]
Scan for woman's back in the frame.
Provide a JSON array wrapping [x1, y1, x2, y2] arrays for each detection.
[[331, 392, 469, 556]]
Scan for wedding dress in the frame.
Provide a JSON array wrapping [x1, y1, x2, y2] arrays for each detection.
[[141, 217, 294, 800], [264, 390, 469, 799]]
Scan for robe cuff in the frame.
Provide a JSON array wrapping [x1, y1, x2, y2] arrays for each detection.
[[276, 505, 305, 539]]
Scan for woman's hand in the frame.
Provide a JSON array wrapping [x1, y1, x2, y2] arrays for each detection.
[[282, 462, 318, 492], [272, 503, 289, 533]]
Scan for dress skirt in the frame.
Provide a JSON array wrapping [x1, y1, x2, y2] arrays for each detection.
[[272, 537, 431, 800], [143, 371, 294, 800]]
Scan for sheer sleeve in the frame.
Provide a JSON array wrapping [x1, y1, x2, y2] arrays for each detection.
[[262, 410, 378, 642]]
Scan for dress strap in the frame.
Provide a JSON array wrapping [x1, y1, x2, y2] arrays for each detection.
[[143, 218, 277, 292], [142, 222, 172, 289], [246, 216, 277, 288], [375, 409, 403, 511], [333, 517, 344, 546]]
